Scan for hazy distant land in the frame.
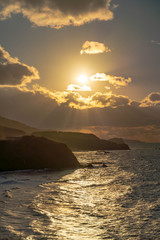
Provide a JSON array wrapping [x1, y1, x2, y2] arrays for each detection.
[[0, 115, 38, 137], [0, 115, 130, 151], [0, 115, 159, 151], [33, 131, 129, 151]]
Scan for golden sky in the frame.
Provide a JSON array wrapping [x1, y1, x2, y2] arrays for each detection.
[[0, 0, 160, 142]]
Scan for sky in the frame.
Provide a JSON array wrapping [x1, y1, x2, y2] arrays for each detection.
[[0, 0, 160, 142]]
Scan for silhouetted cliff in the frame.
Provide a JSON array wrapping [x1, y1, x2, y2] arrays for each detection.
[[0, 136, 80, 172], [33, 131, 130, 151]]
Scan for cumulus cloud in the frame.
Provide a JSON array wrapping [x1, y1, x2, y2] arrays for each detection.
[[63, 91, 131, 109], [90, 73, 132, 88], [141, 92, 160, 107], [149, 92, 160, 102], [90, 92, 131, 108], [0, 45, 39, 87], [26, 84, 160, 112], [90, 73, 108, 81], [19, 83, 89, 109], [80, 41, 111, 54], [0, 0, 114, 28], [67, 84, 92, 92], [38, 89, 131, 109], [24, 83, 131, 110]]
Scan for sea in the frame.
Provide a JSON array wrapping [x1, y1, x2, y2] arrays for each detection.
[[0, 148, 160, 240]]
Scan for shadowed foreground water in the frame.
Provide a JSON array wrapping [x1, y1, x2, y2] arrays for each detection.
[[0, 149, 160, 239]]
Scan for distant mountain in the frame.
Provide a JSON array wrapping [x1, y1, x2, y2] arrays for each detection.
[[0, 115, 130, 150], [33, 131, 130, 151], [0, 115, 38, 139], [108, 138, 126, 145], [124, 139, 160, 149], [0, 126, 25, 139]]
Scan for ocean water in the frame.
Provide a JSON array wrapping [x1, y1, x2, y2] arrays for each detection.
[[0, 149, 160, 240]]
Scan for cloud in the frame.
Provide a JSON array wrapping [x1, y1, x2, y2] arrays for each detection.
[[0, 45, 39, 87], [20, 83, 91, 109], [56, 91, 131, 109], [67, 84, 92, 92], [38, 89, 131, 109], [0, 0, 114, 28], [24, 83, 131, 110], [149, 92, 160, 102], [80, 41, 111, 54], [151, 40, 160, 46], [90, 73, 132, 88], [90, 92, 131, 108], [141, 92, 160, 107]]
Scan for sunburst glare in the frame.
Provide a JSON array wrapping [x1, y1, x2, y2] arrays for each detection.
[[77, 74, 88, 84]]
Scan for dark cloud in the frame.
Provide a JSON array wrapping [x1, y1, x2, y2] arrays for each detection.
[[0, 45, 39, 86], [0, 63, 33, 85], [149, 92, 160, 102], [54, 91, 132, 109], [91, 92, 131, 107], [24, 0, 108, 14], [141, 92, 160, 107], [0, 0, 114, 28]]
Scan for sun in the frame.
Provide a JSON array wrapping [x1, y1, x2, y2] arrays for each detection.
[[77, 74, 88, 84]]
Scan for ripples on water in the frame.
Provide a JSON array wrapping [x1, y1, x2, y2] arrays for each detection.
[[0, 149, 160, 239]]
